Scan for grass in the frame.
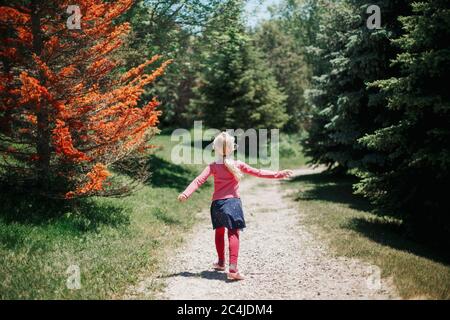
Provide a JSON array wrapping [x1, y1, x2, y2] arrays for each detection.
[[5, 129, 447, 299], [277, 132, 309, 169], [0, 132, 212, 299], [0, 130, 314, 299], [282, 172, 450, 299]]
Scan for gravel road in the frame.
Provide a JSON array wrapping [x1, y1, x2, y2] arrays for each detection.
[[127, 167, 398, 300]]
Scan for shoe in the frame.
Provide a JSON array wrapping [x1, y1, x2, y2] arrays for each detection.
[[212, 262, 226, 271], [227, 271, 245, 281]]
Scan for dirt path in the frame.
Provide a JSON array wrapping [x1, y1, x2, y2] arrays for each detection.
[[127, 167, 398, 299]]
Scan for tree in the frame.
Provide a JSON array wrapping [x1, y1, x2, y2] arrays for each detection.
[[254, 19, 310, 132], [118, 0, 224, 128], [356, 0, 450, 237], [301, 0, 408, 171], [0, 0, 171, 198], [189, 0, 288, 130], [279, 0, 329, 74], [300, 1, 355, 169]]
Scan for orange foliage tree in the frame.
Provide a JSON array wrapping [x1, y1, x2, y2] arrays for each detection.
[[0, 0, 171, 198]]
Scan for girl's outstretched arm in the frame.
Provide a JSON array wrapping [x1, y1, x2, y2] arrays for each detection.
[[178, 165, 212, 201], [237, 161, 293, 179]]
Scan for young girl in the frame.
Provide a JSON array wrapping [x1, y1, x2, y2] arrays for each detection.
[[177, 131, 292, 280]]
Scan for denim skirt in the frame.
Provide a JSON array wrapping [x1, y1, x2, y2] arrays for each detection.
[[210, 198, 246, 230]]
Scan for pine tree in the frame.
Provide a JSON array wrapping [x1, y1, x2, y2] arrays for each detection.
[[0, 1, 171, 198], [118, 0, 224, 128], [301, 1, 355, 169], [189, 0, 288, 130], [302, 0, 409, 171], [254, 20, 310, 132], [356, 0, 450, 237]]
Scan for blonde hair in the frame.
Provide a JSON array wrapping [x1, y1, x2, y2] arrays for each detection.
[[213, 132, 243, 181]]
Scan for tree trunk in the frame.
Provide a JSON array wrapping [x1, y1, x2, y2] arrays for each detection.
[[31, 0, 51, 191]]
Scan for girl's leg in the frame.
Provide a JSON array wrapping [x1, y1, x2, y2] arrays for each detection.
[[215, 227, 225, 266], [227, 228, 240, 272]]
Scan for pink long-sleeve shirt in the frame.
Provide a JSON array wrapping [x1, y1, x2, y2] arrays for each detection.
[[182, 160, 285, 201]]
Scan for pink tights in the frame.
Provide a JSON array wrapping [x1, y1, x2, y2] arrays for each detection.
[[215, 227, 239, 272]]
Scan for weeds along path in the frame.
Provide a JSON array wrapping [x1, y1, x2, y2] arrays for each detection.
[[127, 167, 399, 299]]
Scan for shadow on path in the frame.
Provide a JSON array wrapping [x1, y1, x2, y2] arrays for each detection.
[[288, 172, 372, 212], [347, 217, 450, 266], [159, 270, 231, 282], [288, 171, 450, 266]]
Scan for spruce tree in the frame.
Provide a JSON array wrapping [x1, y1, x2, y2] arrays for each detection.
[[356, 0, 450, 238], [303, 1, 409, 170], [301, 1, 355, 169], [189, 1, 288, 130], [254, 20, 310, 132]]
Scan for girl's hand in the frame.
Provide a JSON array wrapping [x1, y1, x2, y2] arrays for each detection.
[[177, 193, 188, 202], [280, 170, 293, 178]]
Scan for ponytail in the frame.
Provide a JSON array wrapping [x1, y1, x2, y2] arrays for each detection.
[[224, 158, 243, 181], [215, 132, 243, 181]]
